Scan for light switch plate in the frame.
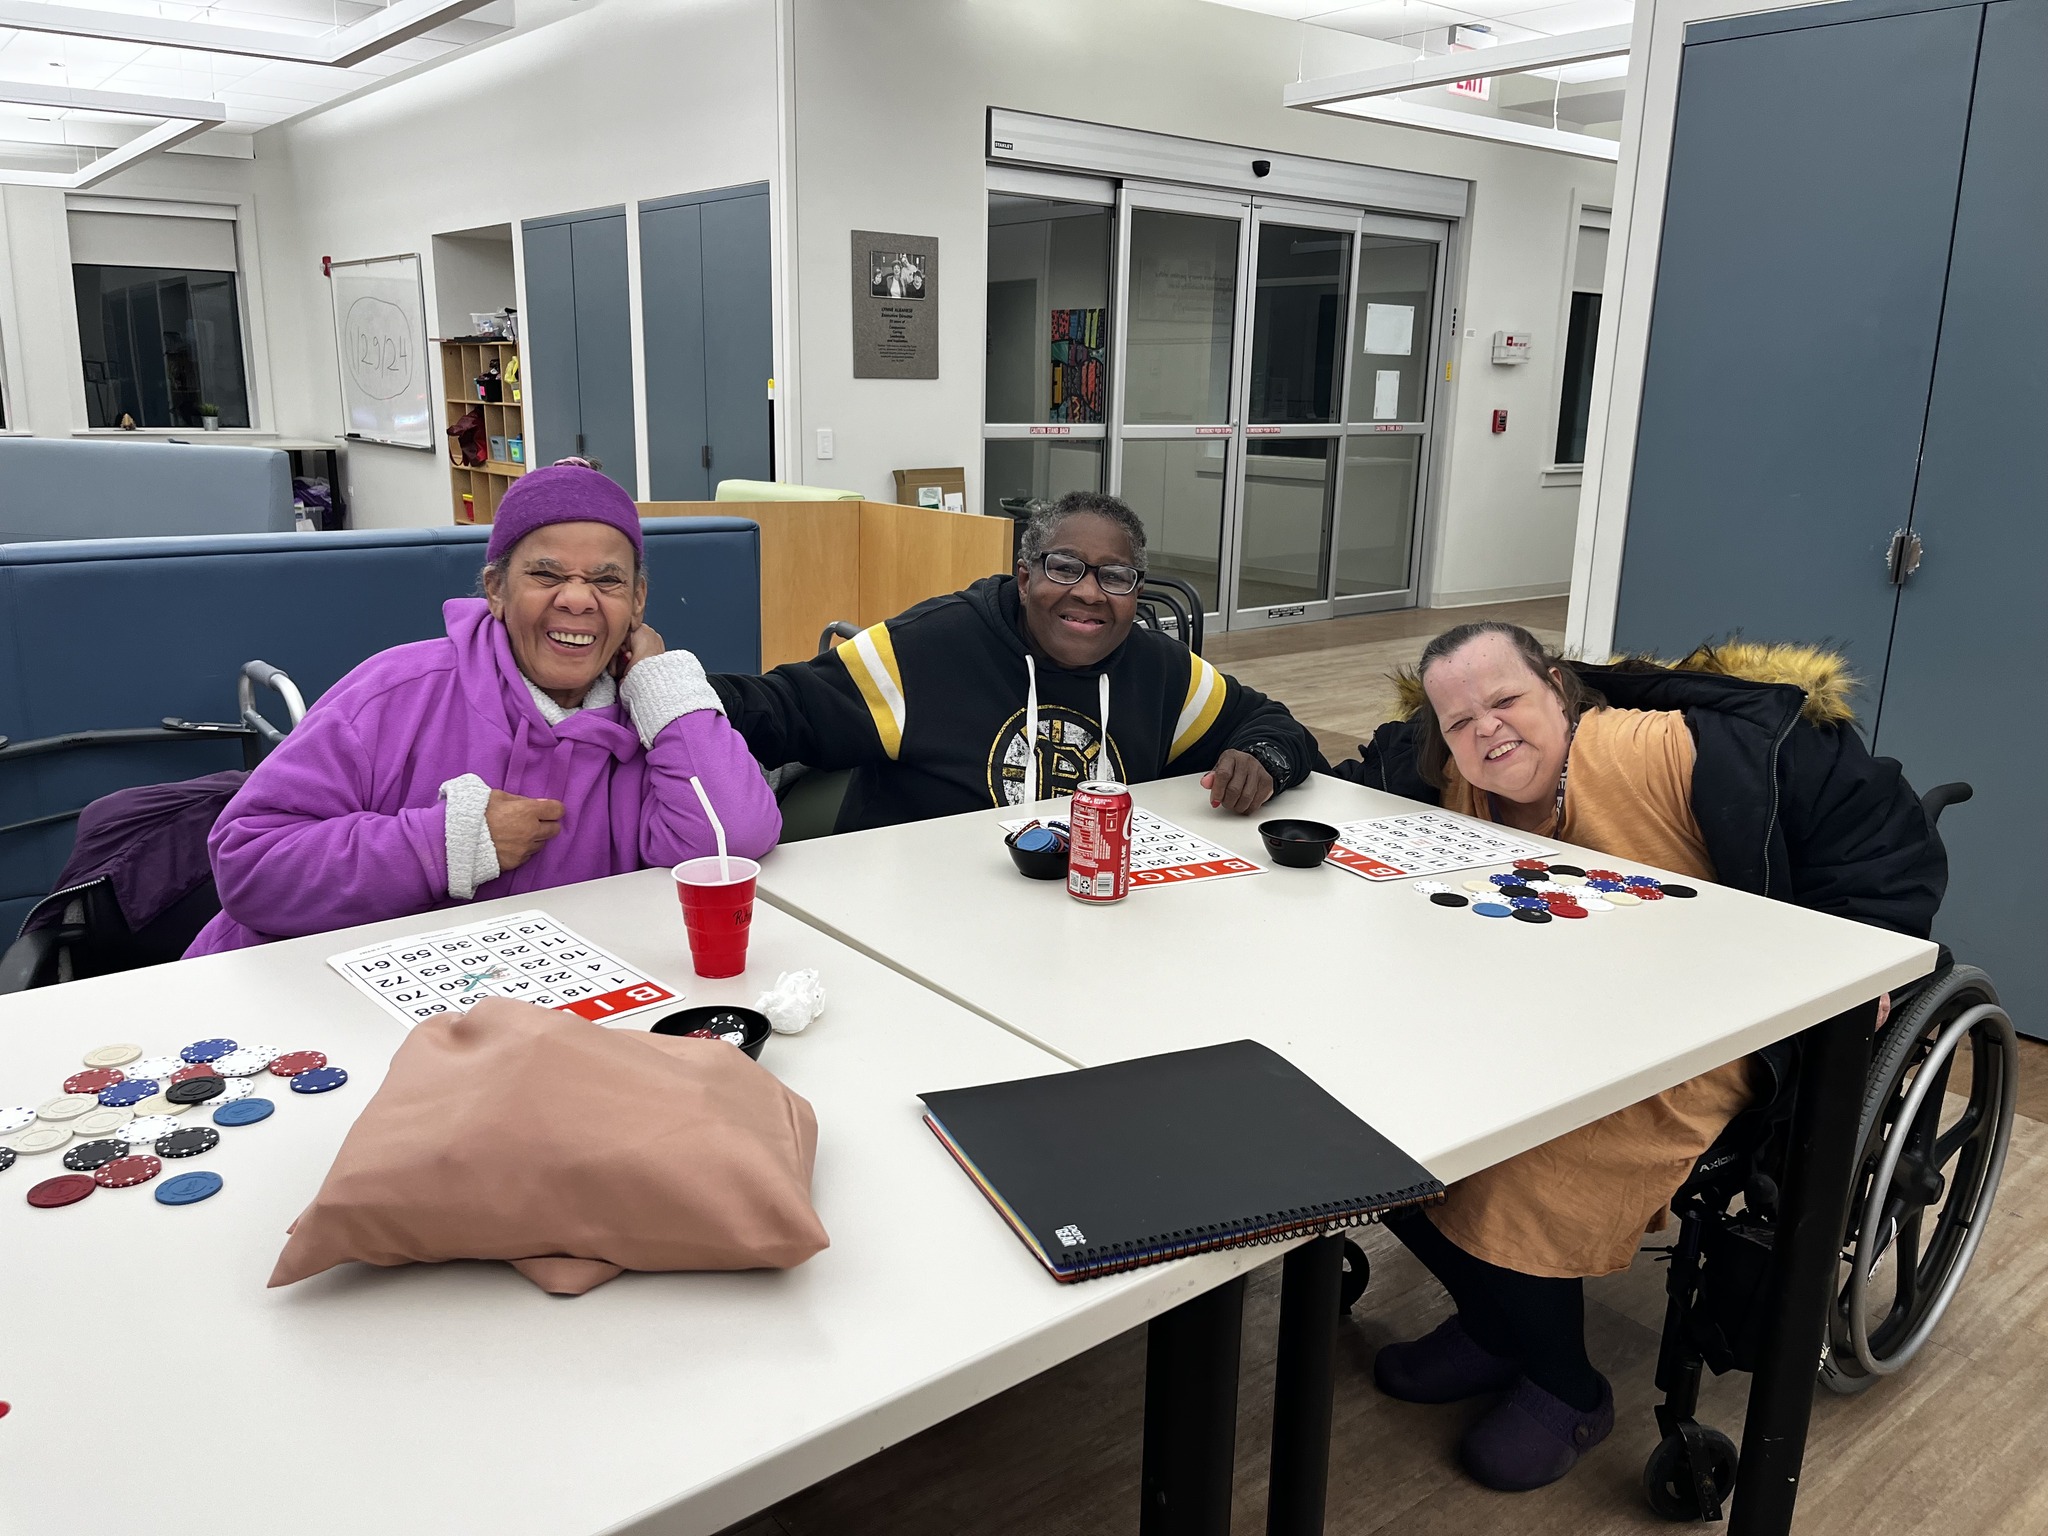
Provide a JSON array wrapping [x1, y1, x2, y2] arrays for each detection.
[[816, 427, 835, 460]]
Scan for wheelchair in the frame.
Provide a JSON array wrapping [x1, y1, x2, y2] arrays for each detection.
[[1336, 780, 2021, 1523]]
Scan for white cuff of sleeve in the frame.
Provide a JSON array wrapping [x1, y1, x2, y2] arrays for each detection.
[[619, 648, 724, 749], [439, 773, 500, 900]]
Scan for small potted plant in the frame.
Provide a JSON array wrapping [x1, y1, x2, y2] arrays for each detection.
[[200, 402, 221, 431]]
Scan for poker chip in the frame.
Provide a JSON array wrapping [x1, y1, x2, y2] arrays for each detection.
[[1547, 864, 1586, 878], [1463, 879, 1496, 894], [1604, 890, 1641, 906], [63, 1068, 124, 1096], [37, 1094, 99, 1123], [131, 1093, 190, 1118], [1471, 902, 1513, 918], [1586, 879, 1626, 893], [1624, 875, 1662, 889], [269, 1051, 328, 1078], [0, 1105, 34, 1136], [1633, 887, 1666, 901], [94, 1154, 161, 1190], [1512, 908, 1553, 924], [0, 1147, 14, 1174], [166, 1076, 225, 1106], [213, 1098, 274, 1128], [2, 1125, 72, 1156], [180, 1039, 237, 1064], [1411, 881, 1453, 895], [1429, 892, 1469, 908], [169, 1062, 221, 1085], [210, 1049, 273, 1078], [26, 1173, 96, 1209], [1548, 902, 1589, 919], [155, 1126, 219, 1160], [82, 1043, 143, 1069], [1548, 873, 1586, 886], [155, 1170, 223, 1206], [1488, 873, 1522, 887], [1497, 884, 1538, 901], [1575, 895, 1615, 912], [1584, 869, 1622, 882], [206, 1077, 260, 1107], [1513, 858, 1549, 871], [120, 1116, 185, 1146], [290, 1066, 349, 1095], [98, 1079, 159, 1109], [62, 1138, 129, 1172], [1508, 896, 1548, 910], [1660, 884, 1698, 899], [126, 1056, 181, 1084]]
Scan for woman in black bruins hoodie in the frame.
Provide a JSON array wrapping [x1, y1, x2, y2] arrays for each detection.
[[709, 492, 1321, 832]]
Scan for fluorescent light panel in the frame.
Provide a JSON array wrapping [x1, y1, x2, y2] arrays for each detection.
[[0, 79, 224, 188], [1284, 22, 1632, 105], [0, 0, 499, 68]]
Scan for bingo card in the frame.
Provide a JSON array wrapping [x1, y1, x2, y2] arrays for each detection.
[[1002, 805, 1262, 887], [330, 910, 676, 1029], [1327, 811, 1548, 882]]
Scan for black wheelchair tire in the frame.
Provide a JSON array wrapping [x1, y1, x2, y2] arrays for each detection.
[[1339, 1238, 1370, 1313], [1643, 1428, 1739, 1522]]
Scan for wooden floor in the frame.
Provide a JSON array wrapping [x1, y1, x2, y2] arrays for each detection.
[[723, 601, 2048, 1536]]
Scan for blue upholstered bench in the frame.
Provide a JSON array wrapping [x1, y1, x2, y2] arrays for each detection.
[[0, 518, 761, 936]]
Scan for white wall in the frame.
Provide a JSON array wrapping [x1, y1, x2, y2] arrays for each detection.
[[787, 0, 1613, 606]]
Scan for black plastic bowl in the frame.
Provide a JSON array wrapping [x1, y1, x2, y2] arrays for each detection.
[[1006, 824, 1071, 881], [1259, 818, 1340, 869], [650, 1005, 772, 1060]]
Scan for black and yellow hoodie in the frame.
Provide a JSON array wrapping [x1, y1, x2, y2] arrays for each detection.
[[709, 575, 1320, 833]]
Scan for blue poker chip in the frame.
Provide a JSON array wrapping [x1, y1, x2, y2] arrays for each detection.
[[99, 1079, 159, 1108], [180, 1038, 237, 1064], [155, 1170, 223, 1206], [289, 1066, 349, 1095], [1488, 873, 1521, 887], [1508, 896, 1548, 910], [1624, 876, 1663, 889], [213, 1097, 275, 1127], [1471, 901, 1513, 918], [1586, 878, 1626, 892]]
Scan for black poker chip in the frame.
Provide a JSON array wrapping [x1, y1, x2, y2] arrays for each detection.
[[155, 1126, 220, 1160], [62, 1139, 130, 1172], [165, 1076, 225, 1106], [1512, 908, 1554, 924], [1659, 884, 1698, 899], [1497, 883, 1538, 901], [1547, 864, 1586, 878], [0, 1147, 15, 1174], [1429, 891, 1469, 908]]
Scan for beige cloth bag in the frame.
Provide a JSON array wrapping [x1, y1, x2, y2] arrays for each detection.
[[271, 996, 827, 1295]]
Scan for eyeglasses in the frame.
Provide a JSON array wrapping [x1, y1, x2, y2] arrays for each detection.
[[1037, 551, 1146, 597]]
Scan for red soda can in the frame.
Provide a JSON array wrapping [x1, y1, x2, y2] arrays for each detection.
[[1067, 781, 1133, 903]]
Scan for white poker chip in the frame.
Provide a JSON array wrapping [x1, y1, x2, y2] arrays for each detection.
[[211, 1049, 273, 1077], [1605, 890, 1641, 907], [1549, 872, 1586, 886], [130, 1093, 192, 1118], [37, 1094, 100, 1123], [69, 1106, 135, 1139], [0, 1105, 35, 1136], [1576, 895, 1614, 912], [206, 1077, 260, 1106], [120, 1115, 186, 1146], [1462, 879, 1495, 894], [126, 1056, 182, 1084], [3, 1124, 72, 1156], [1411, 881, 1453, 895], [82, 1043, 144, 1069]]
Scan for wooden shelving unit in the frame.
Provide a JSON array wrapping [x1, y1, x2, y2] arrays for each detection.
[[441, 338, 525, 524]]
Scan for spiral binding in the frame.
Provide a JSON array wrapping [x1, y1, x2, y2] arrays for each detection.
[[1054, 1181, 1445, 1280]]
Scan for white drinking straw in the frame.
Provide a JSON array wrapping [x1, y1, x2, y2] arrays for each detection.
[[1024, 654, 1039, 807], [1097, 672, 1110, 781], [689, 775, 730, 881]]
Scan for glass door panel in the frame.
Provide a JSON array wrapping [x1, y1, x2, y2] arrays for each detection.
[[1248, 224, 1352, 424], [985, 192, 1114, 426], [1120, 437, 1229, 611], [1335, 434, 1423, 596], [1123, 209, 1240, 425], [1237, 438, 1336, 609], [984, 439, 1106, 518], [1347, 237, 1436, 424]]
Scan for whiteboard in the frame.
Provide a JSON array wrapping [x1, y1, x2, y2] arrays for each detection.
[[329, 253, 434, 449]]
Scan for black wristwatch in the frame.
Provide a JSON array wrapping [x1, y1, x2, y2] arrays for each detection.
[[1240, 739, 1294, 788]]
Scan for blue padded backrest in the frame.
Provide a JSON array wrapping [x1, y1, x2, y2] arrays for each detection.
[[0, 438, 295, 542], [0, 517, 760, 933]]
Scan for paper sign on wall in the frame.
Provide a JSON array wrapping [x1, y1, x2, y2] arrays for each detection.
[[1363, 303, 1415, 356], [1373, 370, 1402, 421]]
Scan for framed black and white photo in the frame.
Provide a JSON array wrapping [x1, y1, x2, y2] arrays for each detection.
[[852, 230, 938, 379]]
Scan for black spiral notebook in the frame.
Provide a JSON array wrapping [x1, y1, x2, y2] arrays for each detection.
[[920, 1040, 1443, 1282]]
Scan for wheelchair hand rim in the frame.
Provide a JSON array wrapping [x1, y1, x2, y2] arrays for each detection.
[[1847, 1001, 2018, 1377]]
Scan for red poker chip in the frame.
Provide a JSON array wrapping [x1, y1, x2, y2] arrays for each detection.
[[1633, 887, 1666, 901], [269, 1051, 328, 1078], [27, 1173, 97, 1208], [1512, 858, 1549, 871], [63, 1067, 124, 1096], [169, 1063, 221, 1084], [1584, 869, 1623, 882], [1548, 903, 1588, 918], [94, 1154, 163, 1189]]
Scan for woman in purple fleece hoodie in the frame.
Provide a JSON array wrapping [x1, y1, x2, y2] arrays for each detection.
[[186, 466, 780, 954]]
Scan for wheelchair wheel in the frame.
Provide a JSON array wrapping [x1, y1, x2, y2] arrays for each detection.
[[1339, 1238, 1370, 1313], [1821, 965, 2018, 1394], [1643, 1427, 1739, 1522]]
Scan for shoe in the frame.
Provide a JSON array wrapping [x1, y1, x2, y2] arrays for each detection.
[[1458, 1374, 1614, 1492], [1372, 1315, 1521, 1403]]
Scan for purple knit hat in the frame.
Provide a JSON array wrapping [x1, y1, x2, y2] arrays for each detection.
[[485, 464, 644, 565]]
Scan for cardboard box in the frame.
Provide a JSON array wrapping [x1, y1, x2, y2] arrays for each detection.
[[892, 465, 967, 514]]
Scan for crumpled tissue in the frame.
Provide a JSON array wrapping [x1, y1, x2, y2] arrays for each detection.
[[755, 969, 825, 1035]]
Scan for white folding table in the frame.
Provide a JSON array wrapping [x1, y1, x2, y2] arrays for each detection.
[[0, 872, 1271, 1536], [753, 771, 1939, 1535]]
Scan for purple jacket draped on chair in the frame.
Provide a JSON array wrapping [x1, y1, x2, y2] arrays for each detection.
[[187, 598, 779, 955]]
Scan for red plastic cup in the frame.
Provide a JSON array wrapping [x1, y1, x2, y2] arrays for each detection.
[[672, 856, 760, 978]]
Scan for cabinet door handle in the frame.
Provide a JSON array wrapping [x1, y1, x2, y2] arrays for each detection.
[[1885, 529, 1923, 586], [701, 444, 713, 469]]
